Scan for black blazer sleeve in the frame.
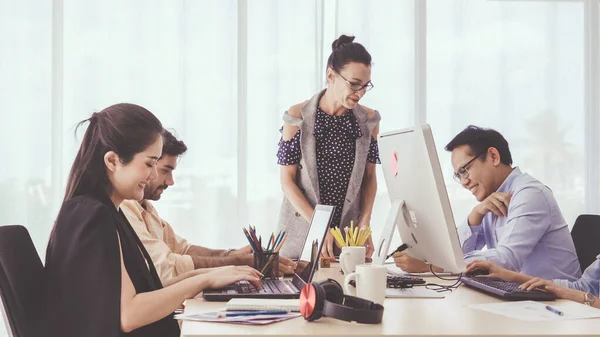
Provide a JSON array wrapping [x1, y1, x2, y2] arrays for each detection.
[[41, 196, 122, 337]]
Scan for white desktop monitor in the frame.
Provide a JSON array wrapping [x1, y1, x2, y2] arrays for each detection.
[[377, 124, 466, 273]]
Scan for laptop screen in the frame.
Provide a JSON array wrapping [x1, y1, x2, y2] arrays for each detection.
[[294, 205, 335, 283]]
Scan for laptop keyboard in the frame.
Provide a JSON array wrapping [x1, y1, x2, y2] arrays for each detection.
[[234, 279, 296, 294]]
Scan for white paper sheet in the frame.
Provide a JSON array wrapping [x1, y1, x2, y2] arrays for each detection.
[[175, 309, 301, 325], [469, 300, 600, 321]]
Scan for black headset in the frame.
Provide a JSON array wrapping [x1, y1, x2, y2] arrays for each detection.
[[299, 278, 384, 324]]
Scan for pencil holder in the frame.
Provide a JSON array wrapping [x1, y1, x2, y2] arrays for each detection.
[[253, 251, 279, 279]]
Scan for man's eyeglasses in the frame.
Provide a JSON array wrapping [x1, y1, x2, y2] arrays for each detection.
[[336, 71, 374, 92], [452, 154, 484, 183]]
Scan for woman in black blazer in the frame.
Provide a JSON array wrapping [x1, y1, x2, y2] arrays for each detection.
[[41, 103, 262, 337]]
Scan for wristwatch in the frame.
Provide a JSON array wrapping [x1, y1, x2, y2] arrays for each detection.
[[583, 292, 596, 306]]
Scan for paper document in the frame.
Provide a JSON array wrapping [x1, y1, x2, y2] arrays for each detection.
[[386, 263, 457, 277], [470, 300, 600, 321], [386, 287, 445, 298], [175, 310, 301, 325]]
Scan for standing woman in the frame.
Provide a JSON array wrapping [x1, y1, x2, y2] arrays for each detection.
[[277, 35, 380, 261], [41, 103, 262, 337]]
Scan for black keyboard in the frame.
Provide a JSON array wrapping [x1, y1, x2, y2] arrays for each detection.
[[235, 280, 295, 294], [386, 275, 425, 288], [461, 276, 556, 301]]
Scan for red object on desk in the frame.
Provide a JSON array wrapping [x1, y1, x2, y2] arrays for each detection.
[[299, 284, 317, 319]]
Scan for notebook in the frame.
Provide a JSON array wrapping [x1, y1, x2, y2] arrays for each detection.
[[226, 298, 301, 312]]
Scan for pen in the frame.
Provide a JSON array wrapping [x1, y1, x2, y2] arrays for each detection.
[[386, 243, 408, 260], [249, 227, 261, 252], [242, 228, 258, 252], [218, 310, 288, 317], [273, 231, 285, 248], [545, 305, 563, 316]]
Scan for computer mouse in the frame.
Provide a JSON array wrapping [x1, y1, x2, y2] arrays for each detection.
[[465, 268, 490, 277]]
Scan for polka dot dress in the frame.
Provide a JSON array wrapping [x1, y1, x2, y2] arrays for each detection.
[[277, 107, 381, 228]]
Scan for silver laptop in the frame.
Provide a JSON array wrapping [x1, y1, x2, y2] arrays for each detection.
[[203, 205, 335, 301]]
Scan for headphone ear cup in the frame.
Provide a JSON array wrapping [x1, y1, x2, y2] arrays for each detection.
[[300, 282, 327, 321], [302, 279, 384, 324], [321, 279, 344, 304]]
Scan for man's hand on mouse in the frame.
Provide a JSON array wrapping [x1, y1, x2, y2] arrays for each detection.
[[465, 260, 517, 281]]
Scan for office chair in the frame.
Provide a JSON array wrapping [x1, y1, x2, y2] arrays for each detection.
[[0, 225, 44, 337], [571, 214, 600, 271]]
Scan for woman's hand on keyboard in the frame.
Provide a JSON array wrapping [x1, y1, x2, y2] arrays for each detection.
[[519, 277, 554, 292], [203, 265, 263, 289]]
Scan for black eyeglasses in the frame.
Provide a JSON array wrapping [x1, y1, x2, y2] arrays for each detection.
[[452, 154, 484, 183], [336, 71, 374, 92]]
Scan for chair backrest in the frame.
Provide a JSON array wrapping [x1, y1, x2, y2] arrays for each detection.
[[571, 214, 600, 272], [0, 225, 44, 337]]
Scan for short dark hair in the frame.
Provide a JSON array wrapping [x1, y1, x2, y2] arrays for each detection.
[[161, 129, 187, 157], [445, 125, 513, 166], [326, 34, 372, 73], [64, 103, 163, 202]]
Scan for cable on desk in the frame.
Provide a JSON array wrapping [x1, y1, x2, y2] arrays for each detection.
[[423, 265, 463, 293]]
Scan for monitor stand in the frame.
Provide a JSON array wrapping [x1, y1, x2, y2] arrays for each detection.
[[373, 199, 409, 265]]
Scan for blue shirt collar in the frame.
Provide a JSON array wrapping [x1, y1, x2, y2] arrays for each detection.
[[496, 166, 521, 194]]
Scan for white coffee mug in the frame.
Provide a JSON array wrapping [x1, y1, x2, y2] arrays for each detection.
[[344, 264, 387, 305], [339, 246, 366, 275]]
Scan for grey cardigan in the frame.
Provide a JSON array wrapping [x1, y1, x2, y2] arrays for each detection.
[[278, 89, 381, 259]]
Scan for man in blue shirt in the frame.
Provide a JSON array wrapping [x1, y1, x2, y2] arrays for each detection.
[[394, 125, 581, 281], [466, 258, 599, 308]]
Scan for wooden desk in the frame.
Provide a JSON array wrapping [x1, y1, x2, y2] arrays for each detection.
[[181, 263, 600, 336]]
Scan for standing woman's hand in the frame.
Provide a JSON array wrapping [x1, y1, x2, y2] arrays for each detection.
[[363, 235, 374, 261], [321, 231, 341, 261], [358, 220, 374, 260]]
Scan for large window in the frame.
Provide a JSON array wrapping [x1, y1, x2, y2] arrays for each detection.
[[0, 1, 594, 335], [62, 0, 240, 246], [246, 1, 321, 244], [0, 0, 53, 252], [427, 0, 584, 225], [336, 0, 415, 239]]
